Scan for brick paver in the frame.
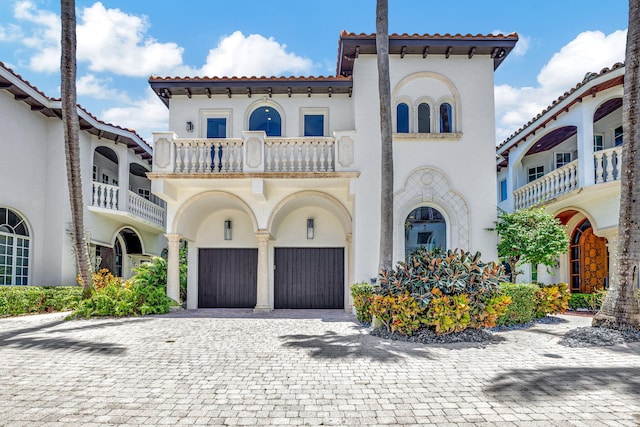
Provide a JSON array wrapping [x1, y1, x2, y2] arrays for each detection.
[[1, 310, 639, 426]]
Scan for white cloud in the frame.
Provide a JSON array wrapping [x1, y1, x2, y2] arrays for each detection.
[[495, 30, 626, 144], [200, 31, 313, 77], [77, 74, 131, 103], [0, 23, 23, 42], [100, 89, 168, 144], [76, 2, 183, 76], [12, 1, 59, 72]]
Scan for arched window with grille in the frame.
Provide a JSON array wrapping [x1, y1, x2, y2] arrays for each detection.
[[418, 103, 431, 133], [396, 103, 410, 133], [0, 208, 30, 285], [440, 103, 453, 133]]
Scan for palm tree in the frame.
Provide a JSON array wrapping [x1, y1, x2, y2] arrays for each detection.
[[61, 0, 93, 298], [593, 0, 640, 330], [376, 0, 394, 272]]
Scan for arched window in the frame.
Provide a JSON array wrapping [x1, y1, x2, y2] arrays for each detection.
[[0, 208, 30, 285], [404, 206, 446, 257], [396, 103, 409, 133], [249, 106, 281, 137], [440, 103, 453, 133], [418, 103, 431, 133]]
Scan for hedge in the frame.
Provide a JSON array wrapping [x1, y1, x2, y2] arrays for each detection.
[[497, 283, 539, 325], [0, 286, 83, 317]]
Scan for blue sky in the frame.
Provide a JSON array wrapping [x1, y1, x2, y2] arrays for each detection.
[[0, 1, 629, 143]]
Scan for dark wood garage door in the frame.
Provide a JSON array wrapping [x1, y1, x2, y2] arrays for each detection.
[[274, 248, 344, 309], [198, 248, 257, 308]]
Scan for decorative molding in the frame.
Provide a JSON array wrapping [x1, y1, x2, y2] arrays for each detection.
[[246, 137, 262, 168], [338, 136, 354, 167], [154, 138, 171, 168]]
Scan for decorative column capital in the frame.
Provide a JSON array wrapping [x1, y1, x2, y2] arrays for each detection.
[[346, 233, 353, 244], [165, 233, 182, 244], [255, 230, 271, 245]]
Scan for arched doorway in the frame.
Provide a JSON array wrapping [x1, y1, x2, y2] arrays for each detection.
[[249, 106, 282, 136], [405, 206, 446, 257], [0, 207, 30, 285], [570, 219, 608, 293]]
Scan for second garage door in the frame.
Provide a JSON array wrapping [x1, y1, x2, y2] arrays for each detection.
[[274, 247, 344, 309], [198, 248, 257, 308]]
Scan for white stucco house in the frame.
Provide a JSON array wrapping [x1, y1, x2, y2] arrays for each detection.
[[149, 31, 519, 311], [497, 63, 624, 293], [0, 62, 166, 286]]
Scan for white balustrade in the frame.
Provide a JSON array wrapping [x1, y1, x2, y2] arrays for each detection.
[[174, 138, 244, 173], [593, 146, 622, 184], [92, 182, 119, 210], [91, 182, 165, 227], [513, 160, 578, 210], [128, 191, 165, 227], [264, 137, 335, 172]]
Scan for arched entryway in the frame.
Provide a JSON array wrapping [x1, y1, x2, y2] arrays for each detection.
[[570, 219, 608, 293], [96, 227, 145, 279], [404, 206, 446, 257]]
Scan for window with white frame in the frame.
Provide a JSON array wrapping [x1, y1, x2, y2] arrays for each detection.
[[207, 118, 227, 138], [615, 126, 623, 146], [528, 166, 544, 182], [0, 208, 30, 285], [439, 103, 453, 133], [138, 188, 150, 200], [300, 108, 328, 137], [593, 134, 604, 151], [555, 152, 572, 169], [499, 179, 508, 202]]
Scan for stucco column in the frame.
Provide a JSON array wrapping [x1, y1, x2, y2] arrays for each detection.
[[166, 233, 181, 303], [254, 231, 271, 313], [576, 105, 595, 188], [346, 233, 353, 311]]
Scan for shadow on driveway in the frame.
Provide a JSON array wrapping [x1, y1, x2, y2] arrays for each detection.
[[160, 308, 355, 323], [486, 367, 640, 400], [280, 329, 434, 361], [0, 318, 144, 355]]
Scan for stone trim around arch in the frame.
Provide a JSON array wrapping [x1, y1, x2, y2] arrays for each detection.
[[109, 226, 146, 255], [394, 167, 470, 258]]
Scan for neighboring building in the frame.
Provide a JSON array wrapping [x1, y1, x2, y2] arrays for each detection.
[[149, 31, 518, 310], [497, 63, 624, 292], [0, 62, 166, 286]]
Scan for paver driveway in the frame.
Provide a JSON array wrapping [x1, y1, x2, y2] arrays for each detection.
[[1, 310, 640, 426]]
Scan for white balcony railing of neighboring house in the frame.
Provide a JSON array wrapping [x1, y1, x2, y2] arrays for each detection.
[[91, 181, 166, 228], [513, 145, 623, 210], [514, 160, 579, 210], [161, 135, 344, 174]]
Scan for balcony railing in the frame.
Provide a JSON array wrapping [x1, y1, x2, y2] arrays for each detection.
[[152, 130, 356, 175], [513, 146, 623, 210], [91, 182, 165, 228]]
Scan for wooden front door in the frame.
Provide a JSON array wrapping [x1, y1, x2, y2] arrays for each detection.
[[198, 248, 257, 308], [274, 248, 344, 309], [579, 228, 608, 293]]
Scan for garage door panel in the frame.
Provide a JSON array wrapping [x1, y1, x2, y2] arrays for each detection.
[[198, 248, 257, 308], [274, 248, 344, 309]]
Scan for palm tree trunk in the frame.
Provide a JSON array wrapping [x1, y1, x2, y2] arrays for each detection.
[[376, 0, 394, 272], [593, 0, 640, 330], [61, 0, 93, 299]]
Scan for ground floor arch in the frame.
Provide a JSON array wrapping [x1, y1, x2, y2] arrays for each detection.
[[404, 205, 447, 257], [95, 226, 147, 279], [569, 219, 608, 293]]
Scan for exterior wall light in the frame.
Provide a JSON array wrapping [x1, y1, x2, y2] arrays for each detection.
[[224, 220, 232, 240], [307, 218, 314, 239], [186, 121, 194, 132]]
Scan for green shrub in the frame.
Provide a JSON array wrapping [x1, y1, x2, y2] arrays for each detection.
[[425, 288, 471, 334], [534, 283, 570, 317], [350, 282, 374, 323], [377, 248, 506, 307], [470, 293, 512, 329], [72, 260, 174, 318], [369, 293, 426, 336], [568, 293, 591, 310], [497, 283, 539, 325], [0, 286, 82, 317]]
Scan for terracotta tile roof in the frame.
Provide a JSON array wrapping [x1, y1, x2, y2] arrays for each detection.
[[148, 75, 351, 82], [0, 61, 151, 159], [339, 30, 519, 40], [497, 62, 625, 155]]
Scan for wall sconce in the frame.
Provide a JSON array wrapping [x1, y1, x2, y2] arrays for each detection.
[[307, 218, 314, 239], [224, 220, 232, 240], [186, 121, 194, 132]]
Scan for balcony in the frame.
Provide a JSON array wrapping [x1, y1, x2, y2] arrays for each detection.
[[514, 146, 622, 210], [151, 131, 357, 177], [90, 182, 166, 230]]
